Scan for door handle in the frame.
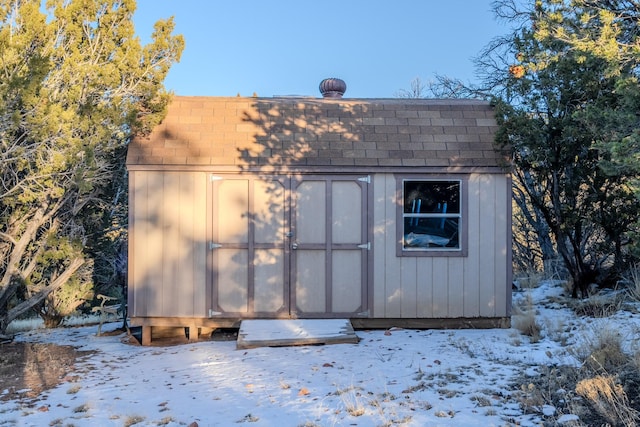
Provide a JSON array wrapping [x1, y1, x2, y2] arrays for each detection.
[[291, 242, 298, 250]]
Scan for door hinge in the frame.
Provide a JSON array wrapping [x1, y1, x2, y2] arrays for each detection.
[[209, 242, 222, 250], [357, 242, 371, 250], [357, 175, 371, 184], [208, 309, 222, 317], [210, 175, 223, 182]]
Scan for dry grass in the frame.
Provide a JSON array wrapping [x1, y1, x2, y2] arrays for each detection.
[[632, 348, 640, 371], [512, 274, 640, 427], [123, 415, 146, 427], [335, 386, 366, 417], [512, 293, 542, 343], [156, 416, 175, 426], [573, 324, 629, 372], [66, 385, 81, 395], [72, 403, 90, 413], [514, 272, 543, 290], [514, 320, 640, 426], [624, 264, 640, 302], [237, 414, 260, 422], [570, 292, 625, 318], [542, 316, 569, 345], [575, 375, 639, 426]]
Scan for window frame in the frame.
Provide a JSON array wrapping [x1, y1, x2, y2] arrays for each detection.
[[396, 175, 468, 257]]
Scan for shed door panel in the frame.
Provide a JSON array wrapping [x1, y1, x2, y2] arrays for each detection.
[[291, 177, 368, 317], [332, 251, 362, 313], [295, 251, 326, 313], [217, 248, 249, 312], [253, 248, 285, 313], [217, 180, 249, 243], [210, 175, 368, 318], [211, 176, 288, 317], [329, 181, 365, 313], [215, 179, 251, 313]]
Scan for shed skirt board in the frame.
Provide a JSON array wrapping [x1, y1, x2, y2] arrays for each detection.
[[236, 319, 359, 349]]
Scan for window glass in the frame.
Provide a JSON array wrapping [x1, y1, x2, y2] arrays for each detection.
[[403, 180, 461, 251]]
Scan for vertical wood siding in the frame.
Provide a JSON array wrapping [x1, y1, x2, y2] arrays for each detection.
[[129, 171, 207, 318], [129, 169, 509, 320], [372, 173, 511, 318]]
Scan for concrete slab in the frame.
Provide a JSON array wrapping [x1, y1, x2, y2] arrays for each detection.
[[236, 319, 359, 349]]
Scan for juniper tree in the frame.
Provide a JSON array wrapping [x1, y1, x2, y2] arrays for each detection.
[[490, 0, 640, 296], [0, 0, 184, 333]]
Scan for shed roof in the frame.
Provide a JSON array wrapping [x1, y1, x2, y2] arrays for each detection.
[[126, 96, 506, 171]]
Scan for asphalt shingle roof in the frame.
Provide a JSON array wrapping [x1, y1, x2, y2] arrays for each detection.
[[126, 96, 506, 170]]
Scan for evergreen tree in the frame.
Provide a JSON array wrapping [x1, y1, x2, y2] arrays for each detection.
[[491, 0, 640, 296], [0, 0, 184, 333]]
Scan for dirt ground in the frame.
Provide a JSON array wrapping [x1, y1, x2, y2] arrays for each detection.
[[0, 327, 236, 406], [0, 341, 95, 404]]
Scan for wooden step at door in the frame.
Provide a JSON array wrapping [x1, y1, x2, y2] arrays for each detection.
[[236, 319, 359, 349]]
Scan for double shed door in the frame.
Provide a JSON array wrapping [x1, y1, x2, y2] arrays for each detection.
[[208, 174, 369, 318]]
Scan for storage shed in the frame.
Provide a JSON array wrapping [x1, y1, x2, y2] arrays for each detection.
[[126, 90, 512, 345]]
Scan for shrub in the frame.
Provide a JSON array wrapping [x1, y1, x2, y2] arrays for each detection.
[[623, 264, 640, 302], [513, 272, 542, 290], [34, 263, 95, 328], [575, 375, 639, 426], [574, 324, 629, 372], [570, 292, 624, 318], [512, 293, 542, 342]]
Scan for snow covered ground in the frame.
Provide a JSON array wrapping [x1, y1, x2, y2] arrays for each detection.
[[1, 281, 639, 427]]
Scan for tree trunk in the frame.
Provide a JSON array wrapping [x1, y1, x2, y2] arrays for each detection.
[[513, 170, 558, 273], [554, 232, 593, 298], [0, 257, 84, 334], [0, 206, 47, 296]]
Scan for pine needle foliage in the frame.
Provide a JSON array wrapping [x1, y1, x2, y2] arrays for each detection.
[[0, 0, 184, 332]]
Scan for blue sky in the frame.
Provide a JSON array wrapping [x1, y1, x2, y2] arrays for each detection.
[[133, 1, 509, 98]]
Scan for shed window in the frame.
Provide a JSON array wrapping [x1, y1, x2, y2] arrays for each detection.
[[402, 179, 462, 253]]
